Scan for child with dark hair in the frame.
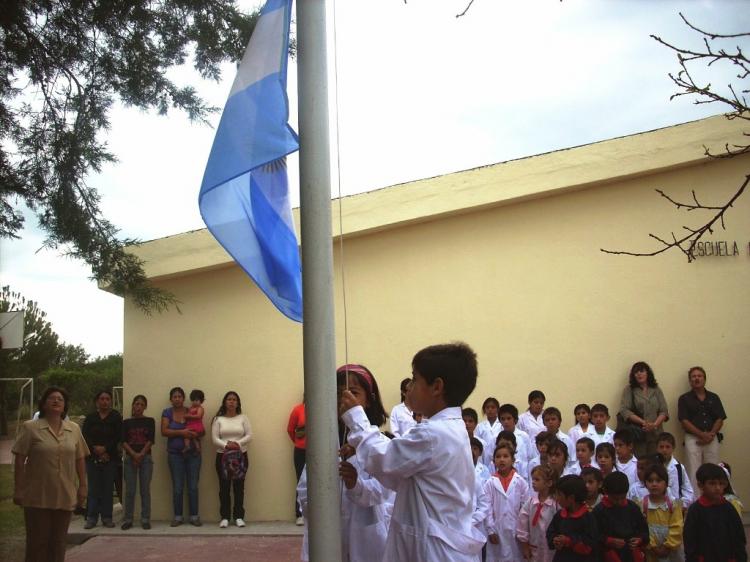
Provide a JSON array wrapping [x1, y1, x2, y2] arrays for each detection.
[[596, 443, 618, 479], [484, 443, 529, 562], [546, 475, 598, 561], [570, 438, 598, 476], [528, 431, 552, 481], [496, 430, 527, 479], [594, 472, 649, 562], [519, 391, 547, 441], [614, 429, 638, 487], [544, 407, 575, 466], [340, 343, 484, 560], [581, 467, 603, 511], [517, 464, 558, 562], [655, 432, 693, 509], [390, 377, 416, 437], [683, 463, 746, 562], [121, 395, 155, 530], [590, 404, 615, 447], [547, 438, 570, 479], [476, 397, 502, 472], [641, 463, 683, 562], [184, 389, 205, 453], [471, 436, 492, 485], [499, 403, 534, 465], [301, 363, 394, 561], [568, 404, 595, 445]]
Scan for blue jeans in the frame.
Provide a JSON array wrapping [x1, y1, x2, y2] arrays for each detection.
[[167, 451, 201, 518], [86, 458, 116, 522], [123, 455, 153, 522]]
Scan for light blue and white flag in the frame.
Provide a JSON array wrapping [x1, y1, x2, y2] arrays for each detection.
[[199, 0, 302, 321]]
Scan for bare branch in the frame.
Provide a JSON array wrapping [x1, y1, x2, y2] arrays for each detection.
[[679, 12, 750, 40], [602, 175, 750, 262], [456, 0, 476, 18]]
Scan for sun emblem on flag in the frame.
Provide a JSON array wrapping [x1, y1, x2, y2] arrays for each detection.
[[263, 157, 287, 173]]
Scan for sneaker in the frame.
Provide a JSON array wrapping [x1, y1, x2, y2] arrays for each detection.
[[235, 518, 246, 528], [295, 516, 304, 526], [121, 521, 133, 530], [170, 518, 183, 527], [219, 519, 229, 528], [189, 517, 202, 527], [102, 519, 115, 528], [83, 519, 96, 530], [141, 521, 151, 530]]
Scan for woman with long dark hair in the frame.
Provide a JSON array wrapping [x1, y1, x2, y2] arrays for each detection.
[[82, 389, 122, 529], [161, 386, 202, 526], [618, 361, 669, 457], [211, 391, 252, 528]]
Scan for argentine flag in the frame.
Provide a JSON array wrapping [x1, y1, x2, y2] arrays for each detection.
[[199, 0, 302, 321]]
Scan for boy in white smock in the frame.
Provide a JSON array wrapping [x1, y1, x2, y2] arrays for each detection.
[[341, 342, 485, 562]]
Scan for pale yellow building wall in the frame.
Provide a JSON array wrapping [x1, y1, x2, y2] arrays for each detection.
[[123, 120, 750, 522]]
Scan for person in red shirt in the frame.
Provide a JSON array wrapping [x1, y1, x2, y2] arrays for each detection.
[[287, 401, 306, 525]]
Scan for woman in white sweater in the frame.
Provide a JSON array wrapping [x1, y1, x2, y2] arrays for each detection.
[[211, 391, 252, 528]]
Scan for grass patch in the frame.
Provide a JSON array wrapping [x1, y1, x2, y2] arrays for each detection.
[[0, 464, 25, 562]]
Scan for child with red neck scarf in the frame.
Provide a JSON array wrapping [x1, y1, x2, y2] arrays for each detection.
[[593, 472, 649, 562]]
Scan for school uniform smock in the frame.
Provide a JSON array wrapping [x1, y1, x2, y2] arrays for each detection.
[[546, 504, 599, 562], [568, 423, 597, 447], [683, 496, 746, 562], [519, 410, 546, 441], [472, 469, 490, 556], [484, 470, 529, 562], [617, 457, 639, 488], [297, 454, 394, 562], [593, 496, 650, 562], [389, 402, 416, 438], [641, 497, 683, 562], [665, 457, 693, 509], [591, 426, 616, 448], [627, 481, 677, 504], [476, 419, 503, 471], [342, 405, 485, 562], [555, 430, 577, 467], [516, 493, 558, 562], [514, 428, 534, 463]]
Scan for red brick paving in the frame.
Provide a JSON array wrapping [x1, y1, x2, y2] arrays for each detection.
[[66, 536, 303, 562]]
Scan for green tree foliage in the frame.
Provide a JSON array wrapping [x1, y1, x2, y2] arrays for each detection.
[[0, 1, 259, 312], [39, 354, 123, 416]]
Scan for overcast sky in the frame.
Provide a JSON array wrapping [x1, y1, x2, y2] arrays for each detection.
[[2, 0, 748, 357]]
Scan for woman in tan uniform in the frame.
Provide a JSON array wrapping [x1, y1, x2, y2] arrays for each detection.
[[13, 386, 89, 562]]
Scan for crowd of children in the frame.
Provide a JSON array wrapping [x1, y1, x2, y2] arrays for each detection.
[[322, 343, 745, 562]]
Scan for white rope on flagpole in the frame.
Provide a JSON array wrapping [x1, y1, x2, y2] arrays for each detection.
[[331, 0, 350, 386]]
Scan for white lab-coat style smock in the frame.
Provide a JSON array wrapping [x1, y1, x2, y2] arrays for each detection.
[[514, 427, 534, 464], [516, 493, 559, 562], [666, 457, 694, 508], [342, 405, 485, 562], [484, 471, 530, 562], [568, 423, 597, 446], [591, 426, 616, 448], [518, 410, 545, 441], [475, 419, 503, 472], [389, 402, 416, 438], [297, 454, 394, 562], [472, 469, 490, 560], [617, 456, 639, 487]]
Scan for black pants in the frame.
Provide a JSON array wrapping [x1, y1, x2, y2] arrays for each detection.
[[215, 453, 247, 520], [294, 447, 306, 517]]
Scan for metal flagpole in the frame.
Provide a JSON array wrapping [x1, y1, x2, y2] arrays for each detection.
[[296, 1, 342, 561]]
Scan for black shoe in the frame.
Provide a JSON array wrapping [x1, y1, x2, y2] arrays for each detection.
[[102, 519, 115, 528], [121, 521, 133, 530], [83, 520, 96, 530], [142, 521, 151, 530], [189, 517, 202, 527], [170, 519, 183, 527]]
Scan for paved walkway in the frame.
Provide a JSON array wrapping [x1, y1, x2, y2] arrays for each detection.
[[65, 519, 304, 562], [66, 536, 303, 562], [0, 438, 13, 464]]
